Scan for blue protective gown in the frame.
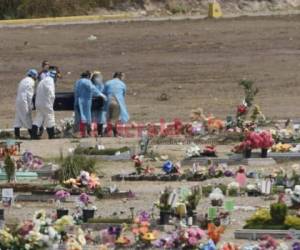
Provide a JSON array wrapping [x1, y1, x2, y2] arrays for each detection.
[[103, 78, 129, 124], [73, 80, 81, 130], [75, 78, 101, 124], [92, 82, 106, 124]]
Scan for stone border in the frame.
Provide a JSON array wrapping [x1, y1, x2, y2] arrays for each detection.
[[234, 229, 300, 240]]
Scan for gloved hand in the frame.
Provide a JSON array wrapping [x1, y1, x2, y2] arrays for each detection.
[[100, 93, 107, 102]]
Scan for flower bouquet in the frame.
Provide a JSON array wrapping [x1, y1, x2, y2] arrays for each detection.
[[227, 182, 240, 196], [78, 193, 97, 222], [259, 131, 274, 157], [64, 170, 100, 191], [155, 187, 173, 225], [201, 145, 217, 157], [209, 188, 224, 207], [55, 190, 70, 219]]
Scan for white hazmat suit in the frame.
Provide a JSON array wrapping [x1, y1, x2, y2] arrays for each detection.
[[33, 76, 56, 128], [14, 76, 35, 129]]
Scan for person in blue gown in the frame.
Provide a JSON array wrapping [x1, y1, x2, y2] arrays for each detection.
[[103, 72, 129, 137]]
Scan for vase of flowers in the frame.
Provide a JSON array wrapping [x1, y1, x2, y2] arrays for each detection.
[[259, 131, 274, 158], [185, 186, 202, 225], [78, 193, 96, 222], [209, 188, 224, 207], [227, 182, 239, 196], [155, 187, 172, 225], [55, 190, 70, 219]]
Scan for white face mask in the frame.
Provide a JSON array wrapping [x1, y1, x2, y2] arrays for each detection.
[[95, 76, 103, 84]]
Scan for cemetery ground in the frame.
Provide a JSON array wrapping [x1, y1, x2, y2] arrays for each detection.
[[3, 137, 296, 244], [0, 14, 300, 127]]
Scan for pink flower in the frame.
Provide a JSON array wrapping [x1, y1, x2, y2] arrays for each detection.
[[188, 236, 198, 246]]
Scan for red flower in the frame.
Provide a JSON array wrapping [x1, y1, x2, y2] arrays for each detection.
[[237, 104, 247, 115]]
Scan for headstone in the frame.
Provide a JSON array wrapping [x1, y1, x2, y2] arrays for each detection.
[[261, 179, 272, 195], [2, 188, 13, 207]]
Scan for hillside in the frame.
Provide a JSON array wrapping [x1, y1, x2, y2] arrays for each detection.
[[1, 0, 300, 19]]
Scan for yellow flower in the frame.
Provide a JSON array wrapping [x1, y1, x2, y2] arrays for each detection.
[[142, 232, 156, 242], [54, 216, 74, 232]]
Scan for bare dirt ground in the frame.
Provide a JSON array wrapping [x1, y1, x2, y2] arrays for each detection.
[[0, 15, 300, 128]]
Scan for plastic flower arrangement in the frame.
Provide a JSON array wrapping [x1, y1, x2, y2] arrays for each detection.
[[64, 170, 100, 190], [78, 193, 90, 208], [233, 130, 274, 153], [201, 145, 217, 157], [162, 161, 181, 175], [54, 215, 74, 233], [209, 188, 225, 206], [21, 150, 44, 170], [227, 182, 240, 196], [185, 143, 201, 158], [207, 223, 225, 244], [155, 187, 172, 212], [65, 228, 86, 250], [132, 155, 144, 174], [55, 190, 70, 208], [131, 211, 158, 246], [153, 226, 205, 249]]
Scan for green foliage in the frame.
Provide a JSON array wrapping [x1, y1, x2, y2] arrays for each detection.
[[58, 155, 96, 182], [186, 186, 201, 211], [156, 187, 172, 212], [74, 146, 130, 156], [270, 203, 287, 224], [4, 156, 15, 183], [239, 80, 259, 108]]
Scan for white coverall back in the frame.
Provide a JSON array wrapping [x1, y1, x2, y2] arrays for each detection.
[[33, 76, 56, 128], [14, 76, 35, 129]]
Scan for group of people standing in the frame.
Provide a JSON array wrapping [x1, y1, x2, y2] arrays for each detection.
[[74, 70, 129, 137], [13, 60, 129, 139]]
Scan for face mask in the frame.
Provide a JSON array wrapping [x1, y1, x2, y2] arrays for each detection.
[[95, 76, 103, 84]]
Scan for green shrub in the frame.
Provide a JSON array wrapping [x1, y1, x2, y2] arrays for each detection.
[[58, 155, 96, 182], [270, 203, 287, 224]]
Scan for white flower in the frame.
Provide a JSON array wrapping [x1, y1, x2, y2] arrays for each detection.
[[209, 188, 224, 201], [228, 182, 239, 190], [246, 184, 256, 191], [48, 227, 58, 240], [185, 143, 201, 158]]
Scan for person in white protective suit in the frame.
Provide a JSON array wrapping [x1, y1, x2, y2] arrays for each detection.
[[13, 69, 39, 139], [31, 66, 60, 139]]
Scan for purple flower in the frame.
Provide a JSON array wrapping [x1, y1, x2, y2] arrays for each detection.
[[55, 190, 70, 202], [224, 170, 234, 177], [79, 192, 90, 206], [293, 242, 300, 250], [139, 211, 150, 222], [108, 226, 121, 237]]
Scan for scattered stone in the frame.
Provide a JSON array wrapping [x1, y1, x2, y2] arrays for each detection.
[[88, 35, 97, 41]]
